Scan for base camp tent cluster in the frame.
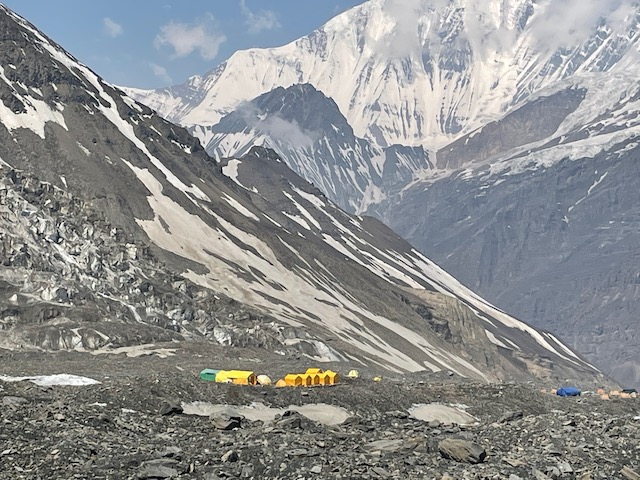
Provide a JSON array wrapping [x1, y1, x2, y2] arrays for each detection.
[[280, 368, 339, 387], [199, 368, 340, 387]]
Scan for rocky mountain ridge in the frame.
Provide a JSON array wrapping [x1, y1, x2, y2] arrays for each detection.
[[0, 4, 604, 385], [202, 83, 431, 213]]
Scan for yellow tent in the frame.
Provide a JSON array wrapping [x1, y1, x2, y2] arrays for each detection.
[[284, 374, 304, 387], [320, 370, 339, 385], [306, 373, 321, 385], [285, 370, 339, 387], [347, 369, 359, 379], [215, 370, 256, 386], [275, 379, 287, 388]]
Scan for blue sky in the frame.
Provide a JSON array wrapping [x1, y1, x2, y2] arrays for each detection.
[[3, 1, 366, 89]]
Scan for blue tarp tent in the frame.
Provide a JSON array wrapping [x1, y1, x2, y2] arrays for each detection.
[[556, 386, 581, 397]]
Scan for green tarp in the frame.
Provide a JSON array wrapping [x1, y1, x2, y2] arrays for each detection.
[[199, 369, 219, 381]]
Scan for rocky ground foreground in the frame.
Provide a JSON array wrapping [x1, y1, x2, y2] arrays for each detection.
[[1, 341, 639, 480]]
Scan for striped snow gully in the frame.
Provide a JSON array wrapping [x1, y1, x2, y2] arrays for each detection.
[[503, 337, 521, 351], [321, 234, 365, 266], [283, 212, 312, 231], [291, 186, 326, 208], [405, 249, 592, 368], [283, 191, 322, 230], [485, 330, 510, 349], [568, 170, 610, 214], [307, 198, 592, 370], [76, 142, 91, 157], [321, 217, 590, 369], [264, 215, 283, 228], [221, 193, 260, 221], [544, 332, 597, 369]]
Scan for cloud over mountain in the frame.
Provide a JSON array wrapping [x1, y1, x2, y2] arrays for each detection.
[[154, 15, 226, 60], [240, 0, 281, 35]]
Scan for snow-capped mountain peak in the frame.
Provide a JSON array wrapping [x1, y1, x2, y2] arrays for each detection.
[[125, 0, 640, 151]]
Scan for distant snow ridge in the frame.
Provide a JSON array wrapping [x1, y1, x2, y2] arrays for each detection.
[[124, 0, 640, 150]]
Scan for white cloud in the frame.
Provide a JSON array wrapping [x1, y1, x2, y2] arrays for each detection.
[[376, 0, 631, 60], [367, 0, 430, 59], [150, 63, 172, 84], [237, 102, 318, 149], [240, 0, 281, 34], [103, 17, 123, 38], [154, 15, 226, 60], [529, 0, 628, 51]]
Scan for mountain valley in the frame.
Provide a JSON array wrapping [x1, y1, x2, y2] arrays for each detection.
[[0, 4, 605, 387], [125, 0, 640, 388]]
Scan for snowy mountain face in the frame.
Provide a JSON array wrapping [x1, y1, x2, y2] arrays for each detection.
[[0, 5, 605, 385], [124, 0, 640, 215], [124, 0, 640, 152]]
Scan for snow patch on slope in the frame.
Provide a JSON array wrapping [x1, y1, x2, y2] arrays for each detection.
[[0, 66, 67, 138], [221, 193, 259, 221]]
